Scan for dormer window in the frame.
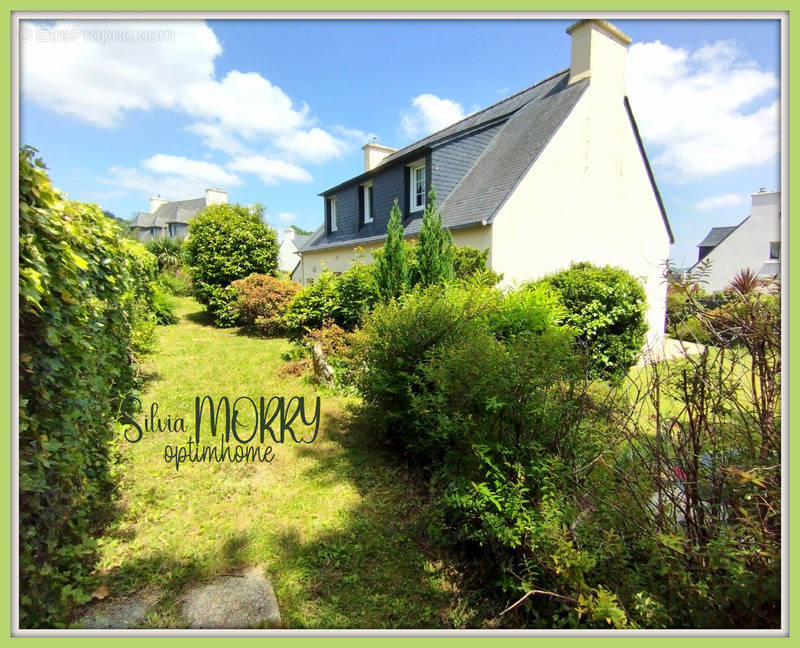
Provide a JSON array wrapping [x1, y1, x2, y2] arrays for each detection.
[[409, 160, 426, 212], [362, 181, 373, 224], [328, 196, 337, 233]]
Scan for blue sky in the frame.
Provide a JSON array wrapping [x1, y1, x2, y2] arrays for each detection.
[[20, 17, 780, 268]]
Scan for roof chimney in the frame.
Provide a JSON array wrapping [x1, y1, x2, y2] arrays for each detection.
[[362, 139, 397, 172], [205, 188, 228, 206], [149, 196, 169, 213], [566, 19, 632, 95]]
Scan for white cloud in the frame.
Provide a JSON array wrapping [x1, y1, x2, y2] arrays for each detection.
[[694, 193, 747, 211], [274, 127, 347, 163], [627, 39, 779, 182], [21, 19, 368, 189], [185, 122, 246, 156], [180, 70, 310, 140], [277, 212, 297, 223], [227, 155, 312, 185], [103, 166, 210, 203], [21, 20, 220, 127], [401, 94, 466, 138], [142, 154, 241, 187]]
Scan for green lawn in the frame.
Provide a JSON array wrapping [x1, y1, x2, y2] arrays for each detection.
[[89, 297, 483, 629]]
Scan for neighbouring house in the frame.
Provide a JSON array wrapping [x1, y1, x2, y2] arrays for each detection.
[[295, 19, 674, 350], [277, 227, 312, 276], [691, 189, 781, 293], [129, 188, 228, 241]]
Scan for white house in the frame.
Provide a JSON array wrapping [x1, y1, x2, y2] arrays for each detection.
[[295, 19, 673, 350], [129, 188, 228, 241], [276, 227, 312, 276], [692, 189, 781, 293]]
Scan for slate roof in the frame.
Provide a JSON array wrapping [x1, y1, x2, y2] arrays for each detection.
[[303, 70, 591, 252], [698, 226, 737, 248], [130, 197, 207, 229]]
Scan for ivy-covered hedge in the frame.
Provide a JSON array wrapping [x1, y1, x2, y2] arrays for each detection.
[[18, 147, 157, 627]]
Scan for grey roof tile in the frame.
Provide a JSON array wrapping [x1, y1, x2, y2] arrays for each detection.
[[698, 226, 737, 248]]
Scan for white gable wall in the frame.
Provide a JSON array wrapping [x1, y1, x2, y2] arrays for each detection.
[[697, 191, 780, 293], [489, 36, 670, 351]]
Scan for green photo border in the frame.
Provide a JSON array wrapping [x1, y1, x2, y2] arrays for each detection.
[[3, 6, 793, 643]]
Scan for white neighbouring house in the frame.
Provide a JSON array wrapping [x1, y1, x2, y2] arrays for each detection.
[[294, 19, 674, 350], [692, 189, 781, 293], [276, 227, 312, 276]]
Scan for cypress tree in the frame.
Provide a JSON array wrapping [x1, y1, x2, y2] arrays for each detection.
[[374, 199, 409, 301], [415, 185, 455, 287]]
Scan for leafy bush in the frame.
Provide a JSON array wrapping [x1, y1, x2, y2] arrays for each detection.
[[232, 273, 301, 334], [332, 263, 380, 330], [283, 265, 380, 339], [453, 245, 503, 286], [351, 283, 501, 443], [18, 147, 158, 627], [485, 285, 566, 341], [144, 235, 184, 272], [282, 270, 339, 339], [186, 203, 278, 326], [151, 283, 178, 325], [205, 284, 242, 328], [534, 262, 648, 378], [156, 268, 192, 296]]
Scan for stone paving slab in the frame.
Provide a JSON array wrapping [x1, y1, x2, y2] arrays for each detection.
[[76, 587, 161, 629], [181, 565, 282, 629]]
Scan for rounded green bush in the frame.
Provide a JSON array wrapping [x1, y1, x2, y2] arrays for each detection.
[[186, 203, 278, 326], [535, 262, 648, 378]]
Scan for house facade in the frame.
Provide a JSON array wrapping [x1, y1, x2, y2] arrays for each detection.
[[692, 189, 781, 293], [296, 19, 673, 350], [129, 188, 228, 242]]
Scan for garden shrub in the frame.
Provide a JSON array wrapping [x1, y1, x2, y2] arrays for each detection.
[[156, 268, 192, 296], [18, 147, 157, 627], [534, 262, 648, 378], [186, 203, 278, 326], [231, 273, 302, 334], [332, 263, 380, 330], [452, 246, 503, 286], [144, 235, 185, 272], [151, 282, 178, 325], [414, 186, 455, 288], [485, 285, 567, 342], [283, 265, 380, 340], [282, 270, 339, 339], [351, 283, 500, 444]]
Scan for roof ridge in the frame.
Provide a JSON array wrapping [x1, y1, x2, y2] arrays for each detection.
[[388, 68, 570, 156]]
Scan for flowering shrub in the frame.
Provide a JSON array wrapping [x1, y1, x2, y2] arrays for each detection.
[[232, 273, 302, 334]]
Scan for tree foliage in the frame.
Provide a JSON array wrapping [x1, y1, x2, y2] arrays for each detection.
[[185, 203, 279, 326]]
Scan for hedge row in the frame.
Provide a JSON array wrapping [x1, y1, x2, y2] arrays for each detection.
[[19, 147, 158, 627]]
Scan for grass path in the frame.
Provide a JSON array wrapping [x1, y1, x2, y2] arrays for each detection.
[[91, 297, 478, 628]]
